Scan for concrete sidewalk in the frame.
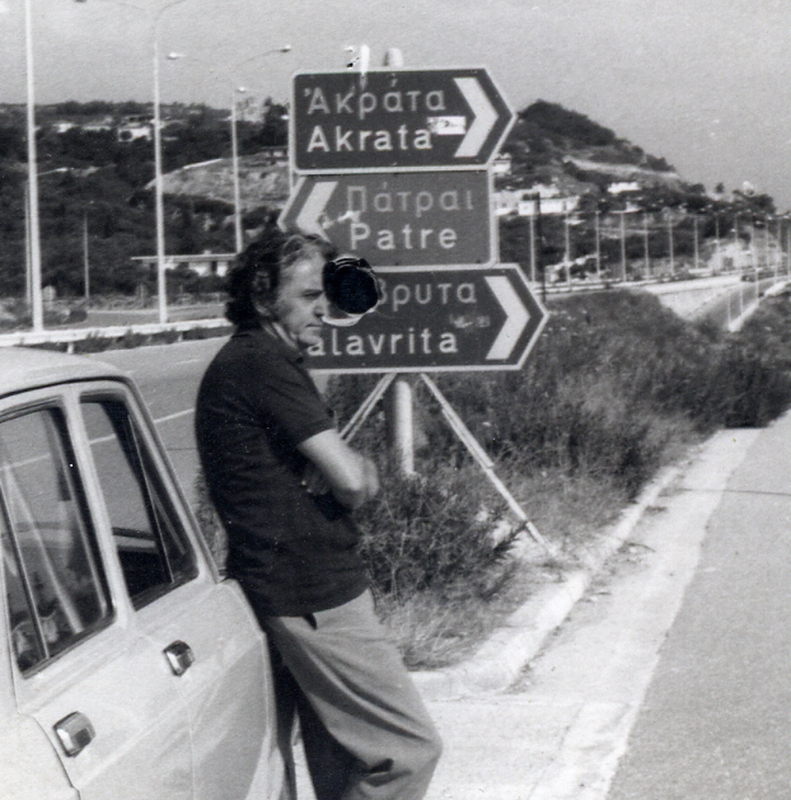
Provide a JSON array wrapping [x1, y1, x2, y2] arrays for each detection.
[[420, 421, 767, 799]]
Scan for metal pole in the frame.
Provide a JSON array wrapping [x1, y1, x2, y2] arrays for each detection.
[[24, 0, 43, 331], [564, 209, 571, 287], [153, 34, 168, 324], [24, 182, 31, 305], [667, 212, 675, 276], [386, 377, 415, 475], [380, 46, 414, 476], [787, 220, 791, 275], [619, 210, 626, 281], [693, 215, 699, 271], [231, 87, 244, 253], [419, 374, 552, 554], [83, 211, 90, 300], [529, 209, 536, 283], [736, 216, 744, 314], [595, 209, 601, 280], [643, 211, 650, 278]]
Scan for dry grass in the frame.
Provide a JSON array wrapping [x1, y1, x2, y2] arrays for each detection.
[[375, 465, 647, 669]]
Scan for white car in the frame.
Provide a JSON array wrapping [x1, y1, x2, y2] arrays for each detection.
[[0, 347, 283, 800]]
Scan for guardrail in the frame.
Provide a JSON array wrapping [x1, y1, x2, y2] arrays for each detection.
[[0, 318, 231, 351]]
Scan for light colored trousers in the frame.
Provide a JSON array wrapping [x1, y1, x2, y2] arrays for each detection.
[[257, 590, 442, 800]]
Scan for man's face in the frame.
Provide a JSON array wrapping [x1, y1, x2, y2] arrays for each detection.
[[273, 251, 328, 349]]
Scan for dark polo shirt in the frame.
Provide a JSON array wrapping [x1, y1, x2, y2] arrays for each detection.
[[195, 323, 368, 616]]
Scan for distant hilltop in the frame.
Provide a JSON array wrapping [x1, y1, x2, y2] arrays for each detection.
[[496, 100, 696, 205]]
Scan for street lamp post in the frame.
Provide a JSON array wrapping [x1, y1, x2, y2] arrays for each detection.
[[666, 210, 675, 277], [594, 209, 601, 280], [693, 214, 699, 272], [153, 35, 168, 323], [173, 45, 291, 255], [77, 0, 188, 324], [231, 86, 246, 254], [83, 210, 90, 300], [615, 209, 627, 281], [529, 206, 537, 283], [24, 0, 44, 331], [152, 20, 187, 325], [228, 46, 291, 251]]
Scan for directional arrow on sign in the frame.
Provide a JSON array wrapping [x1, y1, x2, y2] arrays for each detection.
[[484, 275, 531, 360], [304, 263, 548, 374], [292, 68, 514, 172], [279, 172, 494, 266], [452, 77, 499, 159]]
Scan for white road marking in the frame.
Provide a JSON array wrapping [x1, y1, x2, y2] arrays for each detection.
[[153, 408, 194, 424]]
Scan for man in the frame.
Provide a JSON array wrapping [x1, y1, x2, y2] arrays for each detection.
[[195, 226, 441, 800]]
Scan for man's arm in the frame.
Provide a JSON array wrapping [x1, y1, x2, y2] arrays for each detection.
[[298, 429, 380, 510]]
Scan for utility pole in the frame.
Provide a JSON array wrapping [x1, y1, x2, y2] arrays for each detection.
[[83, 211, 90, 300], [693, 214, 699, 271], [595, 209, 601, 280], [529, 204, 537, 283], [24, 0, 44, 331], [667, 210, 675, 277], [617, 209, 627, 281]]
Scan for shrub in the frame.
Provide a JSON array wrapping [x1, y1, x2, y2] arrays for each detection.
[[353, 464, 514, 604]]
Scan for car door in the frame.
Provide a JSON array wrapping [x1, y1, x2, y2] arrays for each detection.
[[77, 381, 283, 800], [0, 389, 193, 800], [0, 603, 78, 800]]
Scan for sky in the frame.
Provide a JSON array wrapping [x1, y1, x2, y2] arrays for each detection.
[[3, 0, 791, 210]]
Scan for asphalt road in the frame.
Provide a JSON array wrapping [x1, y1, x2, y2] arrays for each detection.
[[87, 336, 227, 500], [692, 276, 775, 328], [607, 411, 791, 799]]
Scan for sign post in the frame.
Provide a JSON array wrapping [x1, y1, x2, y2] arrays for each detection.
[[281, 62, 551, 548]]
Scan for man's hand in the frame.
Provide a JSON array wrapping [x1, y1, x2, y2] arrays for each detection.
[[301, 461, 332, 496], [298, 430, 380, 509]]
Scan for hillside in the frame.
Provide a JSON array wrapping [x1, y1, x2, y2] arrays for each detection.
[[158, 153, 289, 212], [500, 100, 688, 198], [496, 100, 779, 282], [0, 98, 779, 298]]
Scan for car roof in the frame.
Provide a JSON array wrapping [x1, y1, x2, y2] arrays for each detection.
[[0, 347, 126, 398]]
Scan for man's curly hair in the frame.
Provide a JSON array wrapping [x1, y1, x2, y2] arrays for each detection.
[[225, 223, 337, 325]]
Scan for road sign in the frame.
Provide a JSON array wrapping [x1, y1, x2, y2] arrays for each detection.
[[305, 263, 547, 374], [292, 68, 514, 172], [279, 171, 494, 266]]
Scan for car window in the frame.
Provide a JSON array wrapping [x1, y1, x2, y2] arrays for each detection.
[[81, 398, 197, 609], [0, 406, 112, 673]]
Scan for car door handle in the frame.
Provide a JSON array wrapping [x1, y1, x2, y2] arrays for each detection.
[[54, 711, 95, 757], [164, 640, 195, 676]]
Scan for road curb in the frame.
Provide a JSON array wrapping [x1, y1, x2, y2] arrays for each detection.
[[411, 461, 683, 701]]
